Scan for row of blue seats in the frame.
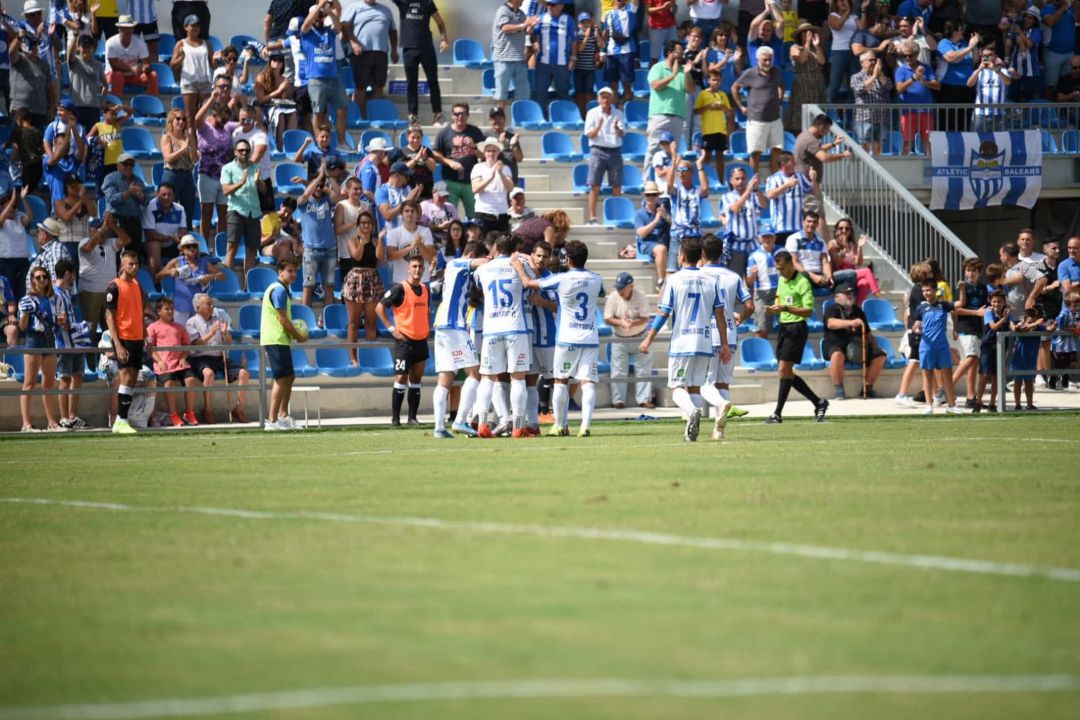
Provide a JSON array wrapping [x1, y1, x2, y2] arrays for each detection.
[[739, 335, 908, 372]]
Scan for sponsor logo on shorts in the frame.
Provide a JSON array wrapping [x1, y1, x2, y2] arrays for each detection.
[[675, 367, 686, 378], [562, 361, 571, 371]]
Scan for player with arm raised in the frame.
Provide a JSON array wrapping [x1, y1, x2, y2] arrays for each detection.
[[513, 240, 604, 437], [639, 237, 732, 442]]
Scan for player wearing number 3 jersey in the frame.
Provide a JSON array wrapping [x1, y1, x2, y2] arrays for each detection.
[[639, 237, 732, 442], [514, 240, 604, 437]]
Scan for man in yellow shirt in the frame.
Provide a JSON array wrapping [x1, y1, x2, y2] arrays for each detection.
[[95, 0, 121, 38], [693, 68, 734, 183]]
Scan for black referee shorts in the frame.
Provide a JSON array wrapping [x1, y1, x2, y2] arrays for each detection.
[[776, 321, 809, 363]]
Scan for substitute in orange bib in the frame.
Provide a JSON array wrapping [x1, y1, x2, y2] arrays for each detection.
[[104, 249, 147, 435], [376, 254, 431, 427]]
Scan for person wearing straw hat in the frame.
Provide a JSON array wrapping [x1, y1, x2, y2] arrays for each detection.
[[25, 218, 67, 296], [105, 14, 159, 96], [633, 181, 671, 288], [471, 137, 514, 233]]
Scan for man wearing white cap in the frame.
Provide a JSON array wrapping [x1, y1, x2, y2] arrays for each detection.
[[24, 218, 66, 293], [105, 15, 159, 96], [507, 187, 535, 230], [583, 86, 625, 224], [420, 181, 459, 244], [9, 3, 52, 124], [357, 136, 390, 206], [16, 0, 58, 118]]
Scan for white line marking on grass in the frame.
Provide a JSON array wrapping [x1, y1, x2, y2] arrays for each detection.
[[4, 498, 1080, 583], [0, 674, 1077, 719]]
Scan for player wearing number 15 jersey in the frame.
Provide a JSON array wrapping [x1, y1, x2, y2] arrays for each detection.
[[473, 233, 531, 437], [639, 237, 732, 442], [515, 240, 603, 437]]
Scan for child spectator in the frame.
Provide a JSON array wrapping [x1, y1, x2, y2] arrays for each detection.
[[693, 69, 734, 183], [87, 101, 132, 187], [294, 126, 344, 181], [985, 262, 1004, 292], [572, 11, 600, 117], [746, 223, 780, 338], [952, 257, 987, 409], [52, 259, 86, 429], [1009, 306, 1045, 411], [976, 290, 1010, 412], [896, 261, 933, 408], [260, 197, 303, 265], [912, 279, 967, 415], [1053, 291, 1080, 389], [146, 297, 200, 427]]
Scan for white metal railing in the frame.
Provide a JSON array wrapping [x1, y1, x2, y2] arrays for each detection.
[[802, 102, 978, 283]]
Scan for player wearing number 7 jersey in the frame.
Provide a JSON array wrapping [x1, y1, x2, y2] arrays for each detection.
[[639, 237, 732, 442], [473, 233, 532, 438], [514, 240, 604, 437]]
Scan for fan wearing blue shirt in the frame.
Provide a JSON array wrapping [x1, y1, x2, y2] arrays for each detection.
[[301, 0, 349, 148], [912, 280, 966, 414]]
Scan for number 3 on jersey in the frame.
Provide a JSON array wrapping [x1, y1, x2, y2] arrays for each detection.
[[573, 291, 590, 322]]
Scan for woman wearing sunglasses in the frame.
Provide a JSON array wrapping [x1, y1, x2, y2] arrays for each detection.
[[17, 264, 65, 432]]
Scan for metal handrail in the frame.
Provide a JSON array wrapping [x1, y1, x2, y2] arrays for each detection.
[[813, 101, 1080, 140], [994, 329, 1078, 413], [801, 102, 978, 284]]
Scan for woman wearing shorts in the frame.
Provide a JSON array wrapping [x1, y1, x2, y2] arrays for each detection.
[[341, 211, 386, 358]]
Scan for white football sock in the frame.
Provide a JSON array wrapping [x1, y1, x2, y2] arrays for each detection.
[[492, 381, 510, 424], [475, 378, 493, 426], [432, 385, 449, 431], [699, 383, 726, 410], [671, 387, 698, 417], [553, 382, 569, 428], [510, 378, 527, 429], [580, 383, 596, 430], [527, 385, 539, 426], [455, 376, 479, 425]]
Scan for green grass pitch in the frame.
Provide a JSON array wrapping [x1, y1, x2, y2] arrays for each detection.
[[2, 414, 1080, 719]]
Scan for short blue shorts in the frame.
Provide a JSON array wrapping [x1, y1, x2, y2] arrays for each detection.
[[918, 344, 952, 371]]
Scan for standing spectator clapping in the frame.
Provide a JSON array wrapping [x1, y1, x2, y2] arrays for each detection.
[[584, 87, 626, 225]]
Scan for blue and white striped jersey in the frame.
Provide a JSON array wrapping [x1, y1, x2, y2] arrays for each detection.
[[974, 67, 1008, 116], [670, 183, 702, 240], [720, 189, 762, 243], [747, 247, 780, 291], [124, 0, 157, 23], [535, 12, 576, 66], [538, 268, 604, 347], [701, 264, 750, 348], [603, 5, 636, 56], [765, 170, 812, 234], [434, 258, 476, 331], [659, 267, 724, 357], [528, 268, 558, 348]]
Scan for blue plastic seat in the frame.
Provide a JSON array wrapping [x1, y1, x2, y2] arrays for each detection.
[[25, 194, 48, 225], [620, 165, 643, 194], [511, 99, 550, 130], [807, 305, 824, 332], [322, 303, 349, 338], [358, 346, 395, 376], [548, 100, 584, 130], [796, 343, 826, 371], [345, 103, 369, 129], [150, 63, 180, 94], [873, 335, 909, 369], [572, 163, 590, 193], [228, 348, 261, 377], [862, 297, 904, 331], [621, 131, 648, 162], [238, 305, 262, 339], [541, 132, 581, 162], [481, 67, 496, 96], [290, 348, 318, 378], [624, 100, 648, 129], [282, 129, 314, 157], [365, 98, 406, 129], [290, 304, 327, 339], [1062, 129, 1080, 154], [121, 127, 162, 160], [157, 33, 175, 63], [169, 95, 186, 112], [229, 34, 259, 51], [738, 336, 778, 371], [700, 198, 722, 228], [131, 95, 166, 126], [452, 38, 491, 68], [595, 308, 612, 337], [246, 266, 277, 299], [274, 163, 307, 195], [728, 130, 749, 160], [1040, 129, 1059, 154], [315, 347, 361, 377], [603, 196, 636, 228], [881, 130, 903, 156], [136, 268, 167, 300], [209, 268, 248, 302], [702, 165, 724, 192], [3, 351, 25, 381], [632, 67, 650, 97]]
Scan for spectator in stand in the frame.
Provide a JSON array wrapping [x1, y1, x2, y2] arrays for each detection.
[[492, 0, 536, 113], [421, 181, 459, 240], [784, 210, 835, 291], [645, 0, 677, 64], [669, 155, 709, 274], [66, 32, 106, 135], [850, 14, 894, 69], [157, 234, 224, 325], [357, 136, 390, 205], [747, 3, 784, 68], [385, 201, 435, 284], [187, 292, 251, 424], [694, 69, 734, 185], [601, 0, 639, 104], [895, 40, 939, 155], [195, 95, 238, 241], [936, 23, 978, 130], [433, 102, 485, 219], [105, 15, 159, 96], [486, 107, 523, 189], [171, 14, 212, 124], [16, 0, 58, 118], [732, 46, 783, 177], [471, 138, 514, 233], [895, 15, 936, 66], [232, 104, 275, 216], [1016, 228, 1044, 265], [572, 11, 600, 117], [1, 271, 18, 347], [101, 152, 150, 262], [827, 218, 881, 305], [849, 51, 893, 156], [142, 183, 188, 284], [585, 86, 626, 225], [25, 216, 67, 296], [172, 0, 210, 41], [746, 222, 780, 338], [341, 209, 386, 353], [59, 0, 96, 48], [0, 189, 33, 306], [17, 263, 63, 432], [146, 297, 200, 427], [794, 113, 852, 183], [297, 165, 338, 308], [7, 110, 44, 198], [705, 24, 743, 96], [341, 0, 398, 117], [212, 45, 255, 113], [301, 0, 349, 148], [392, 125, 436, 200], [334, 177, 367, 280], [784, 23, 826, 135], [1055, 56, 1080, 122], [967, 45, 1015, 133], [87, 100, 130, 187], [53, 176, 94, 273], [719, 166, 766, 278], [976, 289, 1009, 411], [260, 197, 303, 264], [689, 0, 723, 40], [294, 125, 344, 181], [634, 181, 672, 288], [1060, 236, 1080, 299], [646, 41, 693, 180], [42, 99, 87, 207], [377, 161, 422, 231], [647, 131, 677, 195], [220, 138, 263, 284], [160, 109, 199, 230], [507, 188, 535, 229], [7, 24, 50, 130], [254, 53, 298, 148], [78, 214, 131, 344], [826, 0, 858, 103], [1052, 291, 1080, 389], [765, 151, 816, 245], [952, 256, 988, 407], [532, 0, 576, 113], [1032, 239, 1064, 388], [823, 282, 887, 399], [606, 271, 655, 408], [514, 209, 573, 261], [1041, 0, 1076, 100], [391, 0, 449, 126], [1005, 7, 1042, 102]]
